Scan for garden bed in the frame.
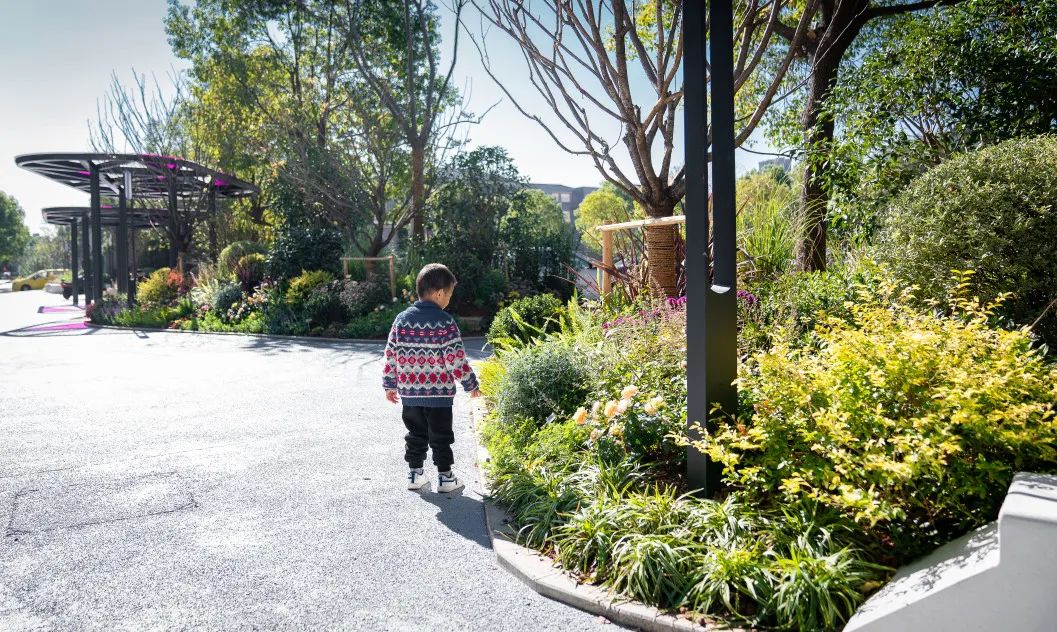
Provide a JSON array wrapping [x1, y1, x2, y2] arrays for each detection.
[[474, 276, 1057, 631]]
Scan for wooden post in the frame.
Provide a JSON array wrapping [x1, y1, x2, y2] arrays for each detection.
[[388, 255, 397, 299], [342, 257, 349, 279], [601, 230, 614, 298]]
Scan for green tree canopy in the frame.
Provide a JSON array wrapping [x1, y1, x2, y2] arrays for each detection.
[[575, 183, 642, 253], [827, 0, 1057, 234], [0, 191, 31, 271]]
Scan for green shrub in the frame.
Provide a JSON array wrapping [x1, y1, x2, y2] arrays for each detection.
[[87, 295, 128, 325], [700, 280, 1057, 561], [336, 279, 390, 319], [582, 302, 688, 468], [114, 306, 170, 329], [285, 270, 334, 307], [878, 135, 1057, 347], [304, 284, 346, 328], [343, 303, 403, 339], [136, 267, 184, 306], [218, 241, 266, 279], [213, 282, 244, 316], [235, 253, 266, 291], [487, 293, 564, 349], [477, 269, 509, 314], [476, 359, 507, 398], [265, 226, 342, 281], [496, 339, 592, 425]]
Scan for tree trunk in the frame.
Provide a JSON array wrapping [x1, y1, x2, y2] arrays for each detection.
[[795, 58, 841, 272], [208, 218, 219, 262], [643, 223, 678, 297], [795, 4, 866, 272], [410, 142, 425, 240]]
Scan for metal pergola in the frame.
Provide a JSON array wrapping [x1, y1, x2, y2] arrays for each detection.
[[15, 153, 258, 305], [684, 0, 737, 496], [41, 206, 169, 305]]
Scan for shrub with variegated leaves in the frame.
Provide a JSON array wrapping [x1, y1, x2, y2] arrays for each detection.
[[700, 276, 1057, 560]]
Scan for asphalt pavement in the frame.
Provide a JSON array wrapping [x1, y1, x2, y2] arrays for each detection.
[[0, 290, 619, 631]]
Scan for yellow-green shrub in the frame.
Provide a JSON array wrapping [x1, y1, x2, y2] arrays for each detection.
[[285, 269, 334, 306], [701, 279, 1057, 559], [476, 358, 507, 398], [136, 267, 184, 306]]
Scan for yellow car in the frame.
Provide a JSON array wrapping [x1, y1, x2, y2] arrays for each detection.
[[12, 268, 68, 292]]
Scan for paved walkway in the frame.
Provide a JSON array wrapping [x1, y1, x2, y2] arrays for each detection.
[[0, 291, 617, 630]]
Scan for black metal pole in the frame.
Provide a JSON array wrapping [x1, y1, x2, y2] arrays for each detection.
[[168, 171, 179, 270], [90, 163, 103, 304], [683, 0, 712, 494], [117, 173, 129, 298], [70, 220, 79, 306], [81, 211, 91, 303], [684, 0, 738, 496], [706, 0, 739, 486], [128, 205, 137, 304]]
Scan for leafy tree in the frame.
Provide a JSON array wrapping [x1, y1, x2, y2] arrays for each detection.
[[0, 191, 31, 271], [420, 146, 524, 308], [339, 0, 479, 240], [473, 0, 820, 295], [18, 229, 70, 274], [498, 189, 575, 296], [575, 183, 642, 254], [167, 0, 432, 256], [826, 0, 1057, 233], [756, 0, 981, 271]]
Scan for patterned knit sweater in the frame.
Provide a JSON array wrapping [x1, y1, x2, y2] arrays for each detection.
[[382, 300, 479, 407]]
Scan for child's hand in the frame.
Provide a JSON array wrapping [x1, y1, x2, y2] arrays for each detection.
[[385, 389, 400, 404], [470, 389, 482, 399]]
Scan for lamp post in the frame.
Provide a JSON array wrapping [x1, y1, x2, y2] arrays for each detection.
[[684, 0, 738, 496]]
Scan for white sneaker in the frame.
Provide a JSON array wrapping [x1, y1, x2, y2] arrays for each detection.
[[407, 468, 428, 490], [437, 471, 464, 493]]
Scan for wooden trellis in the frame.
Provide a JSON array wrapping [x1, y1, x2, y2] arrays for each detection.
[[340, 255, 398, 299]]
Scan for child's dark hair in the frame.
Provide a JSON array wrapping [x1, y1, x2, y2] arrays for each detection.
[[416, 263, 457, 298]]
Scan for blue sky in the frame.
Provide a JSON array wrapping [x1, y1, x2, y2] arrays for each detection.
[[1, 0, 773, 233]]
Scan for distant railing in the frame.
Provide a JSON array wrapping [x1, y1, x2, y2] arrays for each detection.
[[596, 215, 685, 297]]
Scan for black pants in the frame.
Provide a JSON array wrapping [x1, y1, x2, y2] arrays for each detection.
[[402, 405, 455, 471]]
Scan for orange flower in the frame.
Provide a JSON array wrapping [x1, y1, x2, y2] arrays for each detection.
[[621, 385, 639, 400], [572, 407, 588, 425], [604, 400, 619, 418]]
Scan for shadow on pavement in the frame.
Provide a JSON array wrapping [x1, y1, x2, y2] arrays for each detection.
[[418, 489, 493, 549]]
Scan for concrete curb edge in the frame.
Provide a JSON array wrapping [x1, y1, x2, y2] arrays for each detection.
[[85, 322, 490, 348], [467, 398, 725, 632]]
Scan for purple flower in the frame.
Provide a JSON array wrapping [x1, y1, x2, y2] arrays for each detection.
[[737, 289, 759, 308]]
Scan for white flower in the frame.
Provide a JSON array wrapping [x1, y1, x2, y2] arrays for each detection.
[[621, 385, 639, 400], [616, 399, 630, 414]]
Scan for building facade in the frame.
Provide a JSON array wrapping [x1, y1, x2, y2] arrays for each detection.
[[528, 183, 598, 228]]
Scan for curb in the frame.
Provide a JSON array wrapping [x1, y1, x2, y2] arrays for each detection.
[[85, 322, 490, 348], [467, 399, 729, 632]]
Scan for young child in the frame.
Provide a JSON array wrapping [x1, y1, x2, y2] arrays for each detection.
[[383, 263, 480, 492]]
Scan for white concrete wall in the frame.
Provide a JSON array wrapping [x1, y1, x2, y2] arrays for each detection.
[[844, 473, 1057, 632]]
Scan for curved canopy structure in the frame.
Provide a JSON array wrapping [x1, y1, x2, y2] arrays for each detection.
[[41, 206, 167, 229], [16, 152, 258, 306], [14, 153, 257, 200]]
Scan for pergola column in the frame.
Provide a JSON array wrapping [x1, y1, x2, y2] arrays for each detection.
[[80, 210, 91, 303], [128, 207, 137, 304], [684, 0, 737, 496], [89, 162, 103, 303], [117, 172, 130, 297], [167, 171, 179, 270], [70, 220, 79, 306]]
